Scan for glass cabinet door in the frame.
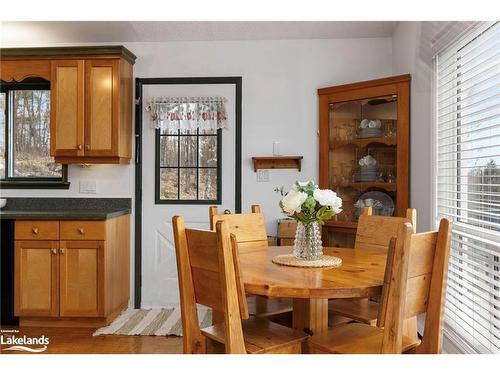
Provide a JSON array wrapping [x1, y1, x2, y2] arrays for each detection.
[[328, 95, 398, 223]]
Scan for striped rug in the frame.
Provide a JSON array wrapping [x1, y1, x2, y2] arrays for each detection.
[[93, 308, 212, 337]]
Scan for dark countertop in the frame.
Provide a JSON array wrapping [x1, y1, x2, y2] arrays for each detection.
[[0, 198, 131, 220]]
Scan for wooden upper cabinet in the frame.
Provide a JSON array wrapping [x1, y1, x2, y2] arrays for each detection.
[[50, 60, 85, 157], [84, 59, 119, 157], [14, 240, 59, 317], [1, 46, 136, 164], [59, 240, 104, 317], [51, 58, 133, 164]]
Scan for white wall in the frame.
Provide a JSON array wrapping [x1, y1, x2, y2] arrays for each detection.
[[392, 22, 433, 232], [128, 38, 393, 234], [2, 36, 393, 304]]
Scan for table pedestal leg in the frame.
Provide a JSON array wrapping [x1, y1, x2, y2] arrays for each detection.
[[292, 298, 329, 336]]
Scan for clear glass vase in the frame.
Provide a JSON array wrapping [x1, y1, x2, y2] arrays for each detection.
[[293, 221, 323, 260]]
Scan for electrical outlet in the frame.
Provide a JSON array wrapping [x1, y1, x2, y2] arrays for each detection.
[[256, 170, 269, 182], [79, 180, 97, 194]]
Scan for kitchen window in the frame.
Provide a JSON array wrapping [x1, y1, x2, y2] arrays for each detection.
[[155, 126, 221, 204], [435, 21, 500, 353], [0, 79, 68, 188]]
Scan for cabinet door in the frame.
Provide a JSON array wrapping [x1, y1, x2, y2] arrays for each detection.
[[14, 241, 59, 317], [84, 59, 119, 157], [50, 60, 85, 157], [59, 240, 104, 317]]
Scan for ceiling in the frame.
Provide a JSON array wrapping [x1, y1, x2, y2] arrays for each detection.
[[0, 21, 399, 45]]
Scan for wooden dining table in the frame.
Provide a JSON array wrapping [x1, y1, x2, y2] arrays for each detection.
[[238, 245, 388, 335]]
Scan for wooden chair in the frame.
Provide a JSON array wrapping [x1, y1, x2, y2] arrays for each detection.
[[328, 208, 417, 327], [310, 218, 452, 354], [209, 205, 293, 318], [172, 216, 308, 354], [209, 205, 268, 250]]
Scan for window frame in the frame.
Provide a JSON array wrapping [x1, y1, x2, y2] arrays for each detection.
[[154, 127, 222, 204], [0, 79, 69, 189]]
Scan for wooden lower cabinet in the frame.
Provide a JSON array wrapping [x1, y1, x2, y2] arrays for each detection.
[[59, 240, 104, 317], [14, 215, 130, 327], [14, 241, 59, 317]]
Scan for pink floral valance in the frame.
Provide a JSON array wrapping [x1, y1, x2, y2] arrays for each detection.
[[145, 96, 228, 133]]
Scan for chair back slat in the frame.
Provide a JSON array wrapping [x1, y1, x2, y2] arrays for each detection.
[[355, 208, 417, 252], [209, 205, 268, 248], [185, 228, 224, 311], [402, 231, 439, 318], [407, 232, 437, 278], [355, 216, 411, 251], [404, 274, 432, 318], [184, 227, 248, 318]]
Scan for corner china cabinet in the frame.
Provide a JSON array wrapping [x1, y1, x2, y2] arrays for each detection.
[[318, 74, 410, 247]]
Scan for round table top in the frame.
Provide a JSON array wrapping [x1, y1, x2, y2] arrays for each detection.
[[239, 246, 387, 299]]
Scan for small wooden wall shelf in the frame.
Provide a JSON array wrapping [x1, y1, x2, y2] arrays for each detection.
[[252, 156, 303, 172]]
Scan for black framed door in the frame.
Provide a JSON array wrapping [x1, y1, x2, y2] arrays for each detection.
[[134, 77, 242, 308]]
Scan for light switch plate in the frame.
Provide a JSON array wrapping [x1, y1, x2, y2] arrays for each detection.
[[256, 170, 269, 182], [79, 180, 97, 194]]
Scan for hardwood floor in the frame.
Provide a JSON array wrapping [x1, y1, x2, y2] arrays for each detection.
[[0, 326, 183, 354]]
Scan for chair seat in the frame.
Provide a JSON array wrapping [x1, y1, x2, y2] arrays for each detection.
[[328, 298, 379, 325], [328, 313, 354, 327], [309, 323, 420, 354], [247, 296, 293, 318], [201, 316, 308, 354]]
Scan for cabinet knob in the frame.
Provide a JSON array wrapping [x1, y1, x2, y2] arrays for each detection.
[[78, 228, 84, 235], [32, 228, 39, 235], [77, 144, 83, 150], [84, 144, 90, 150], [51, 248, 57, 255], [60, 248, 66, 255]]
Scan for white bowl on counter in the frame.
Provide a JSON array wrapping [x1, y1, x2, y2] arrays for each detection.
[[0, 198, 7, 208]]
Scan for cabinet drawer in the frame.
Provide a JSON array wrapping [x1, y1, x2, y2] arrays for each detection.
[[60, 221, 105, 240], [15, 221, 59, 240]]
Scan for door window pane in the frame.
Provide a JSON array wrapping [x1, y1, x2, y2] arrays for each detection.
[[156, 128, 221, 203], [179, 136, 197, 167], [199, 136, 217, 167], [180, 168, 197, 200], [199, 168, 217, 200], [159, 136, 178, 167], [159, 168, 178, 200]]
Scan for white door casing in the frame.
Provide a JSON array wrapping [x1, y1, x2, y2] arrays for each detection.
[[141, 83, 236, 308]]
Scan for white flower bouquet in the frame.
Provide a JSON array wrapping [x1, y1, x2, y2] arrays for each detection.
[[275, 181, 342, 260], [275, 181, 342, 225]]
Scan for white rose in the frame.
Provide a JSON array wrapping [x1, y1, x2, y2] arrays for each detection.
[[313, 189, 343, 211], [281, 190, 308, 215]]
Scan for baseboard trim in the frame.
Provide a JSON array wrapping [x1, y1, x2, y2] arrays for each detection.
[[19, 302, 128, 328]]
